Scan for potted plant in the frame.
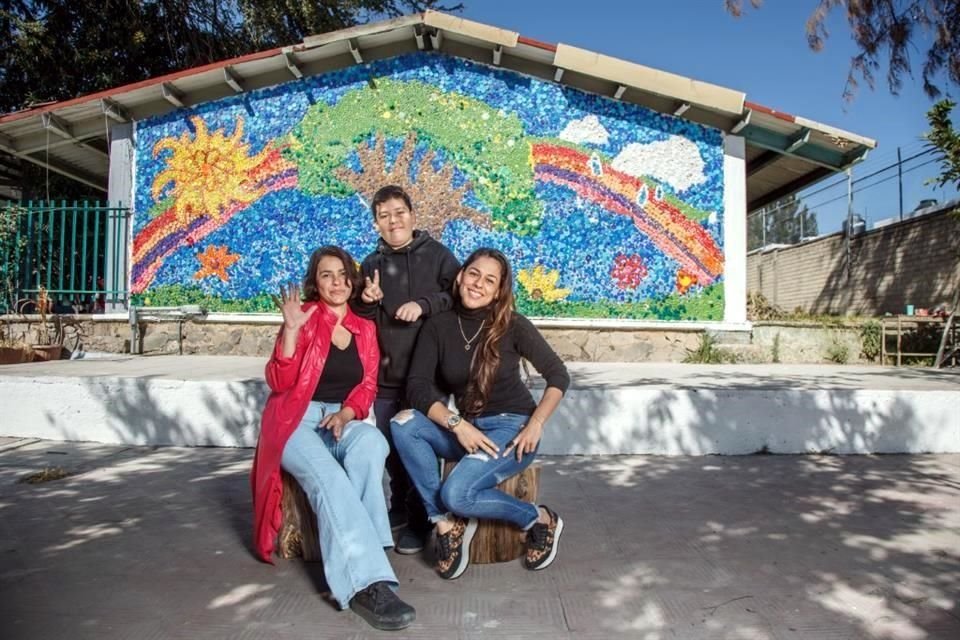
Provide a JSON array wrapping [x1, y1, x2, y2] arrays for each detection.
[[28, 287, 65, 361], [0, 204, 33, 365]]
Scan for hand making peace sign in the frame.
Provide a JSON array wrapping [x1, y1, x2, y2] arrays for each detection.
[[361, 269, 383, 304]]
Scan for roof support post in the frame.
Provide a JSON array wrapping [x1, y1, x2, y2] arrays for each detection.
[[414, 25, 425, 50], [349, 39, 363, 64], [673, 102, 691, 117], [223, 66, 244, 93], [613, 85, 626, 99], [492, 45, 502, 66], [283, 51, 303, 79], [161, 82, 186, 108], [554, 67, 564, 82], [430, 29, 443, 50]]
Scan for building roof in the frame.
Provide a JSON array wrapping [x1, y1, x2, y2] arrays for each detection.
[[0, 11, 875, 210]]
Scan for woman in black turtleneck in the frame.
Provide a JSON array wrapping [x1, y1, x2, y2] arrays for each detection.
[[391, 247, 570, 581]]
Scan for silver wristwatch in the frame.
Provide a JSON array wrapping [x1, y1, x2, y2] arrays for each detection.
[[445, 414, 463, 431]]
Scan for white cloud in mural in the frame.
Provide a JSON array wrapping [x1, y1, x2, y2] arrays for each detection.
[[612, 135, 707, 192], [559, 115, 609, 146]]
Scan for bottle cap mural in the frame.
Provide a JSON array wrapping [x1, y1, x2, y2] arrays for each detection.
[[133, 53, 725, 320]]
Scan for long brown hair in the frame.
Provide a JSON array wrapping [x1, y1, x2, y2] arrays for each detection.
[[459, 248, 515, 416], [301, 246, 361, 303]]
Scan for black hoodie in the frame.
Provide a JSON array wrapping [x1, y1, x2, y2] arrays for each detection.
[[353, 230, 460, 400]]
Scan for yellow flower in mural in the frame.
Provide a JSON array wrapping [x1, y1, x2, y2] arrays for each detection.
[[194, 245, 240, 282], [517, 265, 570, 303], [152, 116, 271, 226]]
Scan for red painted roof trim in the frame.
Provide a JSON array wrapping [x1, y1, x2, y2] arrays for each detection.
[[0, 45, 286, 125], [517, 35, 557, 52], [744, 100, 796, 123]]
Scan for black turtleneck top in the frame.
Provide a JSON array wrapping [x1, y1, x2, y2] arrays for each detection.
[[406, 302, 570, 418]]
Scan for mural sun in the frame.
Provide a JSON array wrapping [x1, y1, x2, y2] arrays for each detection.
[[152, 116, 271, 226]]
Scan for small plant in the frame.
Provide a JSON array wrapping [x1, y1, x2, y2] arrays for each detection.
[[771, 332, 781, 363], [684, 333, 725, 364], [747, 291, 785, 321], [860, 320, 881, 361], [825, 339, 850, 364]]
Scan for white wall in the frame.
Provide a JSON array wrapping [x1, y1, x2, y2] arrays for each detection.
[[723, 133, 748, 326]]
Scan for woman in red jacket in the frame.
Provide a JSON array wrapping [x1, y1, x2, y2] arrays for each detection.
[[250, 245, 415, 631]]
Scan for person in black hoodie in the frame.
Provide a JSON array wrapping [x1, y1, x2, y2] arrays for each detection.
[[353, 184, 461, 554]]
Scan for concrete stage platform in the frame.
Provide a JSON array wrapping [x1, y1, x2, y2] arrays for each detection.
[[1, 356, 957, 454]]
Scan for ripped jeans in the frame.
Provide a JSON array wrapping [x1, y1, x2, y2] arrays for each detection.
[[391, 409, 540, 530]]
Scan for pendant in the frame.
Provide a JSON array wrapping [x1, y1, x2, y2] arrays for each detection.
[[464, 344, 471, 351]]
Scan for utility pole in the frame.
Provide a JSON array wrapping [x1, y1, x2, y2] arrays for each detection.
[[897, 146, 904, 221]]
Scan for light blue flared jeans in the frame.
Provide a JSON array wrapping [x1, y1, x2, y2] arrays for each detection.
[[280, 401, 396, 608]]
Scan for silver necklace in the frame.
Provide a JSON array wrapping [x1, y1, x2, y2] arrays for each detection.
[[457, 315, 485, 351]]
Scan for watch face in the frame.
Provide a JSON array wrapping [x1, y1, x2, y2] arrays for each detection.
[[447, 414, 461, 428]]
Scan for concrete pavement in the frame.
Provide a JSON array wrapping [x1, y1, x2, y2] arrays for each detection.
[[0, 436, 958, 639]]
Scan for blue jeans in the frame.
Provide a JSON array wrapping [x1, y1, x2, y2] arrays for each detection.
[[391, 410, 540, 530], [281, 401, 396, 609]]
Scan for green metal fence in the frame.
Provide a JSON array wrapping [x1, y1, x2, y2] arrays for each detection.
[[0, 201, 130, 313]]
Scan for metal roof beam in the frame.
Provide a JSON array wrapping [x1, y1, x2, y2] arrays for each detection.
[[162, 82, 186, 108], [613, 84, 626, 99], [429, 29, 442, 50], [741, 126, 845, 171], [41, 112, 74, 139], [283, 51, 302, 79], [7, 150, 106, 192], [785, 128, 811, 154], [673, 102, 691, 117], [101, 98, 130, 122], [730, 110, 752, 134], [492, 45, 502, 66], [0, 132, 14, 153], [747, 150, 781, 177], [414, 25, 426, 50], [554, 67, 564, 82], [223, 66, 244, 93], [40, 112, 109, 160]]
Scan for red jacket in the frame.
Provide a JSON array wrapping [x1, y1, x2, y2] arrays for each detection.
[[250, 302, 379, 563]]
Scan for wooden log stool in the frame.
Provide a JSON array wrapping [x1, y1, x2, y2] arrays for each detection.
[[277, 471, 321, 561], [442, 460, 541, 564]]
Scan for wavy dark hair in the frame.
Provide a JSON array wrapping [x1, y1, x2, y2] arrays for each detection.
[[458, 248, 516, 417], [301, 246, 361, 303]]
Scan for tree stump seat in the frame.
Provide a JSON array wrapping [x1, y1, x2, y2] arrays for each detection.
[[277, 463, 542, 565], [442, 460, 541, 564], [277, 471, 321, 561]]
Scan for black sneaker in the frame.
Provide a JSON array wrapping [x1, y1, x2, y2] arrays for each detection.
[[388, 509, 408, 532], [395, 527, 426, 555], [524, 505, 564, 570], [435, 517, 477, 580], [349, 581, 416, 631]]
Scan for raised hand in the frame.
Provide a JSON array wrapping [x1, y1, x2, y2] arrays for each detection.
[[272, 283, 315, 331], [361, 269, 383, 304]]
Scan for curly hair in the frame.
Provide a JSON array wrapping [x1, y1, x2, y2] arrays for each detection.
[[301, 246, 362, 303]]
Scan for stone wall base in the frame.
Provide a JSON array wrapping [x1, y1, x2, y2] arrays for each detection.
[[1, 315, 889, 364]]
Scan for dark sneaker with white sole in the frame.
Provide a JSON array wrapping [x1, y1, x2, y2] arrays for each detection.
[[349, 581, 416, 631], [395, 527, 426, 555], [524, 505, 564, 570], [435, 517, 477, 580]]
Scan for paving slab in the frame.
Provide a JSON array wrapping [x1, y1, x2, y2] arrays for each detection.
[[0, 438, 957, 639]]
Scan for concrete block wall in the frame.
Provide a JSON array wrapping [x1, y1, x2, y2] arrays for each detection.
[[747, 210, 959, 316]]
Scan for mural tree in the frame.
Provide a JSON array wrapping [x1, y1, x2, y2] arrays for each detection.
[[285, 78, 543, 236]]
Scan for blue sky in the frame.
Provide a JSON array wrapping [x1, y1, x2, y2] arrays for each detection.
[[457, 0, 958, 231]]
